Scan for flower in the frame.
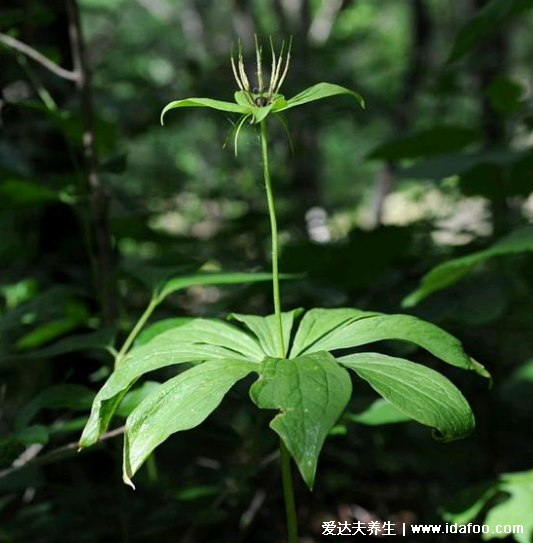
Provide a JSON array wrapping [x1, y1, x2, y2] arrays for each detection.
[[161, 36, 364, 154]]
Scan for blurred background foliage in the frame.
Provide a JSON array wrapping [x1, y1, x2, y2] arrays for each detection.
[[1, 0, 533, 541]]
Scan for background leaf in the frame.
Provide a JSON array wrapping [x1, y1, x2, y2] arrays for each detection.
[[346, 398, 411, 426], [448, 0, 533, 61], [403, 226, 533, 307]]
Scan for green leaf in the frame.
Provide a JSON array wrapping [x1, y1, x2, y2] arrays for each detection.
[[250, 351, 352, 489], [483, 471, 533, 543], [486, 75, 524, 116], [290, 308, 379, 357], [229, 309, 303, 357], [13, 299, 89, 351], [149, 318, 264, 361], [449, 0, 533, 62], [403, 226, 533, 307], [155, 271, 276, 303], [234, 91, 252, 107], [339, 352, 475, 441], [161, 98, 251, 125], [0, 179, 57, 208], [442, 482, 501, 525], [15, 425, 49, 446], [278, 83, 365, 112], [306, 311, 486, 375], [134, 318, 192, 347], [115, 381, 161, 418], [79, 338, 249, 448], [347, 398, 411, 426], [1, 328, 116, 363], [16, 384, 95, 431], [252, 103, 275, 124], [123, 359, 256, 487]]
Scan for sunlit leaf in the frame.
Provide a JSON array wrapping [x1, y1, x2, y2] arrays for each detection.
[[134, 318, 192, 347], [155, 271, 276, 303], [149, 318, 264, 361], [483, 471, 533, 543], [302, 310, 487, 376], [79, 339, 248, 448], [277, 83, 364, 112], [161, 98, 251, 125], [250, 351, 352, 489], [230, 309, 303, 357], [290, 308, 378, 357], [123, 359, 256, 486], [339, 352, 475, 441]]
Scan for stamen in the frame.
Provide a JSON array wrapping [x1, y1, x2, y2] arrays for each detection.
[[238, 39, 251, 92], [275, 35, 292, 95], [255, 34, 264, 94], [271, 40, 286, 97], [268, 36, 278, 100], [231, 43, 244, 91]]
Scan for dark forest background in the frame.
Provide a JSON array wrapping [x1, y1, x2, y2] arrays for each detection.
[[1, 0, 533, 542]]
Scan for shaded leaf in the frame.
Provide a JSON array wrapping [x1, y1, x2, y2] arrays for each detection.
[[15, 425, 49, 446], [250, 351, 352, 489], [0, 179, 57, 208], [449, 0, 533, 62], [442, 482, 501, 525], [403, 226, 533, 307], [347, 398, 411, 426], [339, 352, 475, 441], [116, 381, 161, 418], [123, 359, 256, 486], [16, 384, 95, 431], [486, 75, 524, 116], [1, 328, 116, 363]]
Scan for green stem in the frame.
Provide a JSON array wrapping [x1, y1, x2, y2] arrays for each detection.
[[114, 296, 158, 368], [259, 120, 285, 358], [260, 120, 299, 543], [280, 440, 299, 543]]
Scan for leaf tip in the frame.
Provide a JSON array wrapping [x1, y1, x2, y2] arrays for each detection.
[[123, 474, 136, 490]]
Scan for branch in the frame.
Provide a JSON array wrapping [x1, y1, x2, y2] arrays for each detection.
[[0, 426, 124, 480], [0, 32, 77, 81], [66, 0, 118, 326]]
